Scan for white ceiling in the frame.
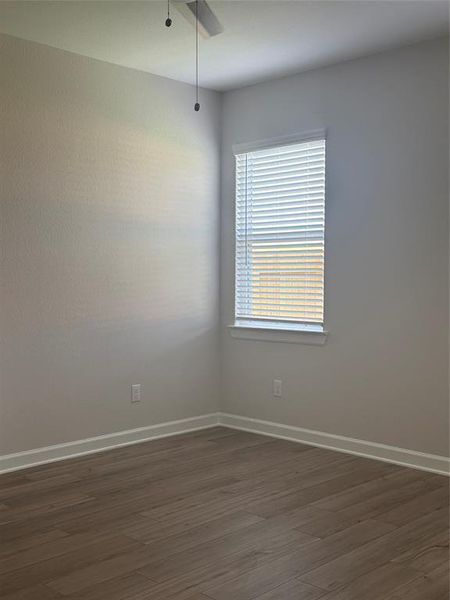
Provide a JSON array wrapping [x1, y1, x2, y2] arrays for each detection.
[[0, 1, 448, 91]]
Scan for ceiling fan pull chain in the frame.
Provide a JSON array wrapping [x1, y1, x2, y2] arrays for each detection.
[[165, 0, 172, 27], [194, 0, 200, 111], [163, 0, 201, 110]]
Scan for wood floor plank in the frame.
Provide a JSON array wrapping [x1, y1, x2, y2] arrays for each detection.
[[377, 485, 449, 526], [0, 427, 447, 600], [317, 562, 420, 599], [260, 505, 332, 533], [243, 463, 406, 519], [47, 548, 159, 596], [298, 507, 449, 591], [0, 493, 95, 526], [0, 585, 63, 600], [56, 473, 240, 534], [335, 475, 445, 521], [0, 529, 69, 560], [61, 572, 156, 600], [0, 472, 237, 539], [391, 530, 449, 573], [0, 474, 82, 503], [291, 508, 368, 539], [127, 510, 264, 551], [310, 469, 428, 512], [253, 579, 326, 600], [201, 520, 394, 600], [139, 516, 317, 583], [0, 530, 140, 575], [0, 534, 140, 596], [137, 537, 308, 599], [0, 474, 29, 492], [382, 564, 449, 600]]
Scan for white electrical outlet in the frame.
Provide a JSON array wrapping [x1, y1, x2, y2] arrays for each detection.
[[131, 384, 141, 403], [273, 379, 282, 398]]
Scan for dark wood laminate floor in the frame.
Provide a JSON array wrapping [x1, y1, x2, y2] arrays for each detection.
[[0, 427, 448, 600]]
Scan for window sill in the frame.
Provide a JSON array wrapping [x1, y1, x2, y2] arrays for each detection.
[[228, 321, 328, 345]]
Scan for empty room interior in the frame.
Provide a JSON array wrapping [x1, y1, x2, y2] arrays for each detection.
[[0, 1, 449, 598]]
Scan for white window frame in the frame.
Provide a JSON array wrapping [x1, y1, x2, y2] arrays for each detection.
[[229, 130, 328, 345]]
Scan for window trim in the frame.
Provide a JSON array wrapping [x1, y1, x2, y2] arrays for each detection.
[[228, 322, 328, 345], [232, 128, 327, 157], [231, 129, 328, 343]]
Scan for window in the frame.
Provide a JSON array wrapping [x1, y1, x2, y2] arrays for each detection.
[[234, 134, 326, 334]]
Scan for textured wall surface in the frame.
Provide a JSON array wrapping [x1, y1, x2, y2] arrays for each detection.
[[0, 34, 221, 454], [221, 38, 449, 456]]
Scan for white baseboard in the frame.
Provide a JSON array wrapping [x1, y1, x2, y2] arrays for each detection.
[[0, 413, 220, 474], [218, 413, 450, 476], [1, 411, 448, 476]]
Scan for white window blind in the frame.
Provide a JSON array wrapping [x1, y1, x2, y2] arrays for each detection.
[[235, 137, 326, 328]]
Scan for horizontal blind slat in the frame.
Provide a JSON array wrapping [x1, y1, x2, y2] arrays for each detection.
[[242, 186, 324, 201], [242, 179, 325, 194], [236, 194, 324, 206], [236, 168, 325, 184]]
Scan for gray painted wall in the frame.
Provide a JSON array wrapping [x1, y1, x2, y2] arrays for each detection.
[[0, 34, 221, 454], [220, 38, 449, 457]]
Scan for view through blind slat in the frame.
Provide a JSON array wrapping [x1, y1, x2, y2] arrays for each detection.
[[235, 138, 326, 325]]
